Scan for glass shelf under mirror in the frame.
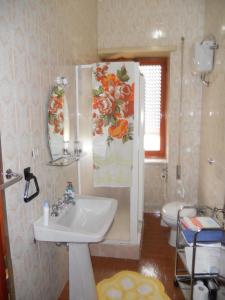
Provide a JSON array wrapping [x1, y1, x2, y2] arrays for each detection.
[[48, 154, 80, 167]]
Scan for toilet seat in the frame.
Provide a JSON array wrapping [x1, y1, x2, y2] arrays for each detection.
[[162, 201, 196, 221]]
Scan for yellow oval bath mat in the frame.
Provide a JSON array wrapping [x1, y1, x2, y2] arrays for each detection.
[[97, 270, 171, 300]]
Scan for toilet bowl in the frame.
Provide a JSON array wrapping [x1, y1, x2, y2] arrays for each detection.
[[161, 201, 196, 247]]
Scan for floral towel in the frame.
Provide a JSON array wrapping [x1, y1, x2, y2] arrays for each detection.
[[92, 62, 135, 187]]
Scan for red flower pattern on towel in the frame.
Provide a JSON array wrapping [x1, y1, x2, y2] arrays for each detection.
[[92, 64, 134, 145]]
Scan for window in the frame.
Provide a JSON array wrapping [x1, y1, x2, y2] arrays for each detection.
[[138, 58, 167, 158]]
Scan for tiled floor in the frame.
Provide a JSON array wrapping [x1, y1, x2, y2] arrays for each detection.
[[59, 213, 184, 300]]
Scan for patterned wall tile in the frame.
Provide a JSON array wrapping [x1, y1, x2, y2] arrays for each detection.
[[199, 0, 225, 210], [97, 0, 204, 209], [0, 0, 97, 299]]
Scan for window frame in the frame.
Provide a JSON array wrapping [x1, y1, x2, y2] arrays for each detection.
[[137, 57, 168, 159]]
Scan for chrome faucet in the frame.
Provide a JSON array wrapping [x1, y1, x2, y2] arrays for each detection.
[[50, 195, 75, 217], [63, 193, 76, 205], [57, 199, 65, 209]]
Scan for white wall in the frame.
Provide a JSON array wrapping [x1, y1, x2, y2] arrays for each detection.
[[198, 0, 225, 209], [0, 1, 97, 299], [97, 0, 205, 209]]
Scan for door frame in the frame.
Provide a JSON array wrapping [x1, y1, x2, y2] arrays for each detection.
[[0, 137, 15, 300], [0, 219, 8, 299]]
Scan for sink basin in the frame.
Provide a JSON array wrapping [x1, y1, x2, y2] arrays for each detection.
[[34, 195, 117, 243], [34, 194, 117, 300]]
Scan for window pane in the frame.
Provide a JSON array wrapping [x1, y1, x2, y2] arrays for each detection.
[[139, 65, 162, 151], [144, 133, 160, 151]]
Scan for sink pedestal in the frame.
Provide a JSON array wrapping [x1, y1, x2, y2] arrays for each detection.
[[69, 243, 97, 300]]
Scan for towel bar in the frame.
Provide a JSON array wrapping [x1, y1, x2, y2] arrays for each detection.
[[0, 169, 23, 191]]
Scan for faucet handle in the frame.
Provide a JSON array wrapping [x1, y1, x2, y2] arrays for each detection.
[[57, 198, 64, 208], [51, 204, 59, 217], [63, 193, 70, 204]]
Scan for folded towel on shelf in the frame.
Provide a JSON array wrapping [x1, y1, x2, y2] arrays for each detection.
[[182, 229, 224, 246], [181, 216, 220, 231]]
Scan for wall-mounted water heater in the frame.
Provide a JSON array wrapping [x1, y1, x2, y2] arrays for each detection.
[[193, 36, 218, 86]]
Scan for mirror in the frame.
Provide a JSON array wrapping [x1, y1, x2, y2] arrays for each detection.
[[48, 85, 70, 161]]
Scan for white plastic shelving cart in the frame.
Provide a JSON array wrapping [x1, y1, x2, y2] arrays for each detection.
[[174, 206, 225, 300]]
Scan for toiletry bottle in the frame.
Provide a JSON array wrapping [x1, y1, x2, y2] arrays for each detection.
[[43, 201, 49, 226], [66, 181, 75, 199]]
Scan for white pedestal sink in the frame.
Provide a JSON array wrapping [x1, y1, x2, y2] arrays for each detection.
[[33, 195, 117, 300]]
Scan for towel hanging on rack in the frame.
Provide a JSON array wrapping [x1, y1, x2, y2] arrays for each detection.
[[92, 62, 135, 187]]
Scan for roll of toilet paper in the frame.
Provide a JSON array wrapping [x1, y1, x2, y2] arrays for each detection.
[[193, 281, 208, 300], [218, 286, 225, 300]]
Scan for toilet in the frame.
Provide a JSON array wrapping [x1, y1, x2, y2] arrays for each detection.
[[161, 201, 196, 247]]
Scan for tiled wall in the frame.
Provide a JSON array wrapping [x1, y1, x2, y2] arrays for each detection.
[[0, 1, 97, 299], [97, 0, 204, 209], [2, 0, 223, 298], [144, 162, 167, 212], [198, 0, 225, 209]]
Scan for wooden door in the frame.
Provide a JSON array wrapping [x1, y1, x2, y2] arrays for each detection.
[[0, 190, 7, 299]]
